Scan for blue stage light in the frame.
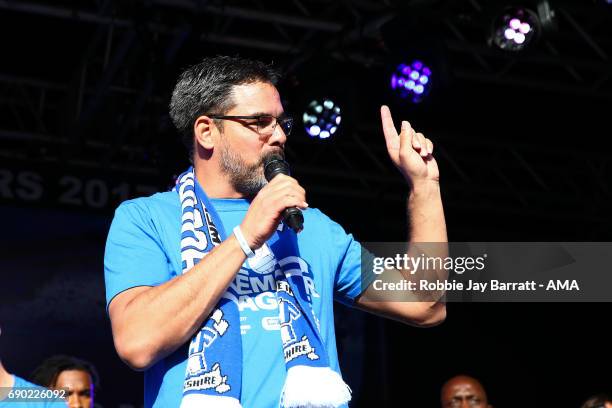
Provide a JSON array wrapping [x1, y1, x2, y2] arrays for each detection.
[[303, 99, 341, 139], [390, 60, 432, 103]]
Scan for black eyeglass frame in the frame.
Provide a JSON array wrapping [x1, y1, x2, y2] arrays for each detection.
[[206, 114, 294, 136]]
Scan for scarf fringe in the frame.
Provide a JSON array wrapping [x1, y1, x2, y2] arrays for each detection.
[[180, 394, 243, 408], [281, 365, 352, 408]]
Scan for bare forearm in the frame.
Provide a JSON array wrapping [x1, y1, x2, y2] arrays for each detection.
[[111, 235, 246, 369], [408, 180, 447, 244], [407, 180, 448, 306]]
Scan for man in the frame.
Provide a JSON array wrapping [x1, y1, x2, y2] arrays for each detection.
[[104, 55, 447, 407], [0, 361, 58, 407], [0, 328, 64, 408], [440, 375, 493, 408], [581, 394, 612, 408], [31, 355, 98, 408]]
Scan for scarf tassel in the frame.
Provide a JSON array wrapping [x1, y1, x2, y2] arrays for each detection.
[[280, 365, 352, 408]]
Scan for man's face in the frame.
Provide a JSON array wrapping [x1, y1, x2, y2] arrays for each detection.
[[53, 369, 93, 408], [441, 377, 490, 408], [215, 81, 287, 197]]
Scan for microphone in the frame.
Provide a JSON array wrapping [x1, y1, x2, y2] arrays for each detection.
[[263, 155, 304, 233]]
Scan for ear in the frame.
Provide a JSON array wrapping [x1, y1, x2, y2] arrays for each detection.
[[194, 115, 216, 150]]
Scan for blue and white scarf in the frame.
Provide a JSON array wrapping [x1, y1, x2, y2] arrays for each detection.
[[176, 168, 351, 408]]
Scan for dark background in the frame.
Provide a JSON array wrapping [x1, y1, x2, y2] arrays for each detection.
[[1, 0, 611, 407]]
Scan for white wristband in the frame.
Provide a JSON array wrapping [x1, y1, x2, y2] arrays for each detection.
[[233, 225, 255, 258]]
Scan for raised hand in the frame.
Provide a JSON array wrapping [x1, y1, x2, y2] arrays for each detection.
[[380, 105, 439, 186]]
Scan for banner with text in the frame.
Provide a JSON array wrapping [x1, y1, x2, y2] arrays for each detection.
[[361, 242, 612, 302]]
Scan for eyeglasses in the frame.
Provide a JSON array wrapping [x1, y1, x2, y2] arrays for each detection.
[[207, 114, 294, 137]]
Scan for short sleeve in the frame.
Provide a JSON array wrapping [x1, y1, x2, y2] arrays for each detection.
[[10, 376, 66, 407], [329, 220, 377, 306], [104, 201, 173, 309]]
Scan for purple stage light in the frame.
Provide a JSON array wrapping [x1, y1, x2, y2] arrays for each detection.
[[303, 99, 342, 140], [389, 60, 432, 103]]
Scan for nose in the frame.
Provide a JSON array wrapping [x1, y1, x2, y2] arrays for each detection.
[[67, 394, 82, 408], [267, 122, 287, 148]]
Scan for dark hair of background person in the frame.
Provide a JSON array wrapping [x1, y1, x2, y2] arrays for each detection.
[[169, 55, 280, 163], [581, 394, 612, 408], [30, 355, 100, 390]]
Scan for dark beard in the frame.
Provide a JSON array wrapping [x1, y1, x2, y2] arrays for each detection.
[[219, 144, 284, 197]]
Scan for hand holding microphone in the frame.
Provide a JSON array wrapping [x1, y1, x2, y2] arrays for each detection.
[[238, 155, 307, 252], [263, 155, 304, 233]]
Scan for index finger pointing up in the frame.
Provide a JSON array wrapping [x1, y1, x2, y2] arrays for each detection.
[[381, 105, 397, 137], [381, 105, 399, 150], [381, 105, 415, 152]]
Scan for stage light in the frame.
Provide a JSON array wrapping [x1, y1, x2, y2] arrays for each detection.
[[490, 7, 539, 52], [302, 99, 341, 139], [390, 60, 432, 103]]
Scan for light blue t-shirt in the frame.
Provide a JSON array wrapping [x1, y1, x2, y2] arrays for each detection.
[[0, 376, 65, 407], [104, 191, 367, 408]]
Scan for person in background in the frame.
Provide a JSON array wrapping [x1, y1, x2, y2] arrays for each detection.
[[0, 327, 64, 407], [441, 374, 493, 408], [31, 355, 98, 408], [580, 394, 612, 408]]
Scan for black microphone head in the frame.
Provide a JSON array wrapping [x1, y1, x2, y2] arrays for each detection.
[[263, 154, 290, 181]]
